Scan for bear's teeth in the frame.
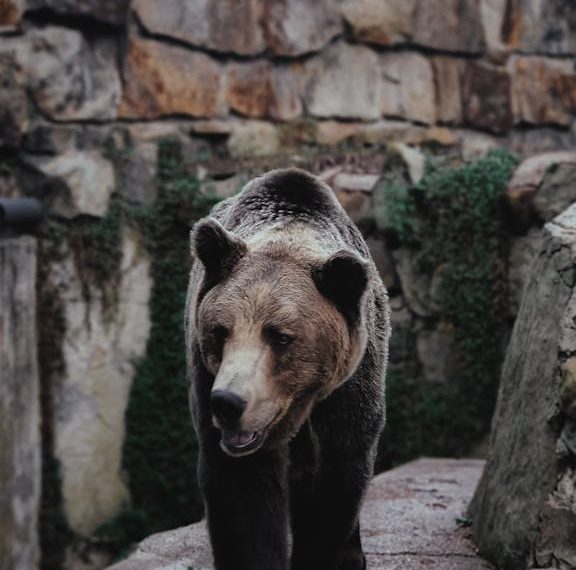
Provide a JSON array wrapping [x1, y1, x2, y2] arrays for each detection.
[[226, 431, 258, 448]]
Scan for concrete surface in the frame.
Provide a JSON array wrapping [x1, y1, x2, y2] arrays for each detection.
[[109, 458, 492, 570]]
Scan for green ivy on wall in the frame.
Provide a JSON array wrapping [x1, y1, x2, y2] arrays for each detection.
[[376, 149, 518, 468]]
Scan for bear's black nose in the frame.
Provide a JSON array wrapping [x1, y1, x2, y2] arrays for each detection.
[[211, 389, 246, 427]]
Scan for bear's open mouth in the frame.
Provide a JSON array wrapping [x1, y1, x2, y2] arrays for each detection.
[[220, 430, 263, 457]]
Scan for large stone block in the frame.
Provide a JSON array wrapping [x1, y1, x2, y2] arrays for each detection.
[[510, 56, 576, 127], [49, 229, 151, 536], [27, 0, 130, 25], [133, 0, 265, 56], [503, 0, 576, 55], [432, 57, 464, 124], [412, 0, 486, 53], [4, 27, 120, 121], [0, 237, 40, 570], [461, 61, 513, 133], [342, 0, 417, 46], [119, 37, 226, 120], [344, 0, 485, 53], [469, 203, 576, 569], [264, 0, 342, 56], [226, 61, 302, 120], [304, 42, 381, 121], [25, 150, 115, 218], [381, 52, 436, 125]]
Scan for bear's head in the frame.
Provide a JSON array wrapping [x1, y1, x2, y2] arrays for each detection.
[[192, 218, 370, 457]]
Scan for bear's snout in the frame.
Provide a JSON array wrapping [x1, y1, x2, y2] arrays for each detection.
[[211, 389, 246, 428]]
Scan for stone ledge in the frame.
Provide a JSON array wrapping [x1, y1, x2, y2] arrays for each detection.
[[108, 458, 492, 570]]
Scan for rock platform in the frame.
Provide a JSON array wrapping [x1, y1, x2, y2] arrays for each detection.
[[109, 458, 493, 570]]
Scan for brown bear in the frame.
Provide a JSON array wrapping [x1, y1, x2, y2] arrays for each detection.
[[185, 168, 390, 570]]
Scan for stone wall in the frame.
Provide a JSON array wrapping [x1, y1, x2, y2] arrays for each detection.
[[0, 237, 41, 570], [1, 0, 576, 175]]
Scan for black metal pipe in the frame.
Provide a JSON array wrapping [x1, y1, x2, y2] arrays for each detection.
[[0, 198, 44, 229]]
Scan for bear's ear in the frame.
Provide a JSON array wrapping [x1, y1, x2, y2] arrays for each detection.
[[312, 250, 369, 326], [192, 218, 247, 285]]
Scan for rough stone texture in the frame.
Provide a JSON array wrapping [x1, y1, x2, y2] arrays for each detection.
[[119, 37, 226, 120], [0, 0, 23, 30], [226, 61, 302, 120], [480, 0, 510, 60], [461, 62, 513, 134], [507, 228, 542, 317], [227, 120, 280, 157], [27, 0, 130, 25], [305, 42, 381, 121], [0, 237, 40, 570], [417, 325, 458, 384], [0, 53, 27, 149], [507, 152, 576, 228], [25, 150, 114, 218], [344, 0, 485, 54], [381, 52, 436, 125], [49, 229, 151, 536], [469, 203, 576, 569], [109, 458, 492, 570], [535, 162, 576, 222], [133, 0, 265, 56], [264, 0, 342, 56], [504, 0, 576, 56], [342, 0, 417, 47], [6, 26, 121, 121], [412, 0, 486, 54], [433, 57, 464, 125], [510, 56, 576, 127]]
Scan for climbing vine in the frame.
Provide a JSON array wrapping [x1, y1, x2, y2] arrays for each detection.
[[377, 149, 518, 468]]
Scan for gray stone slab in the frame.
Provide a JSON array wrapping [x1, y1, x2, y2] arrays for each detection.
[[109, 458, 492, 569]]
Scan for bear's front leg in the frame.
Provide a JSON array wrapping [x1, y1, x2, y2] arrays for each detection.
[[199, 437, 290, 570], [290, 447, 371, 570]]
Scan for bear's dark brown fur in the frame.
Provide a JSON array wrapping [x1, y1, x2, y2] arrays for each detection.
[[185, 168, 390, 570]]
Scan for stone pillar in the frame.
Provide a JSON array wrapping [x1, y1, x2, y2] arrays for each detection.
[[0, 237, 41, 570], [469, 204, 576, 569]]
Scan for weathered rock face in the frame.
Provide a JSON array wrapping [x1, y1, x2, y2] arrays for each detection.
[[342, 0, 417, 47], [504, 0, 576, 55], [412, 0, 486, 54], [462, 62, 513, 133], [27, 0, 130, 25], [264, 0, 342, 56], [510, 56, 576, 127], [25, 150, 115, 218], [6, 26, 121, 122], [381, 52, 436, 125], [0, 237, 40, 570], [344, 0, 485, 54], [469, 203, 576, 569], [226, 61, 302, 120], [133, 0, 265, 56], [535, 162, 576, 222], [119, 37, 226, 119], [304, 42, 381, 121], [48, 229, 151, 536]]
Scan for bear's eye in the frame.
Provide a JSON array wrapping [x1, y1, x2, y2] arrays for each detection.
[[265, 327, 294, 348], [211, 325, 229, 346]]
